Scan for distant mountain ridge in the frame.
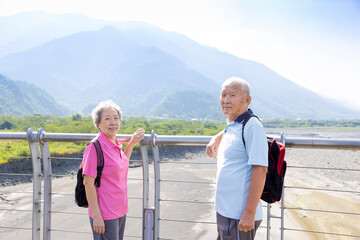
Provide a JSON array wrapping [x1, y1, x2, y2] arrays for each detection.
[[0, 74, 68, 116], [0, 25, 222, 118], [0, 11, 113, 57], [0, 11, 359, 120]]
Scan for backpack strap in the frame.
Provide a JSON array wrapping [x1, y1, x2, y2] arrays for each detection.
[[91, 139, 104, 188], [241, 114, 260, 149]]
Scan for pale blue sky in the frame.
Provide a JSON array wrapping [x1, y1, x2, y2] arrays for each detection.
[[1, 0, 359, 109]]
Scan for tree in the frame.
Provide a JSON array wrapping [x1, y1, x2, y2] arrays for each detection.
[[72, 113, 82, 121], [0, 120, 14, 130]]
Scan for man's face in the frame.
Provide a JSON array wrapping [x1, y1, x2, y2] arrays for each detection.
[[220, 83, 249, 122]]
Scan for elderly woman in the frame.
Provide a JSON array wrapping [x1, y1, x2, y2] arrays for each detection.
[[82, 100, 144, 240]]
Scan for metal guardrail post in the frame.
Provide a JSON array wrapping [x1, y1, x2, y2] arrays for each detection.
[[140, 142, 152, 239], [280, 184, 285, 240], [144, 207, 155, 240], [38, 128, 52, 240], [151, 130, 160, 240], [266, 132, 286, 240], [27, 128, 42, 240], [280, 132, 286, 240], [266, 204, 271, 240]]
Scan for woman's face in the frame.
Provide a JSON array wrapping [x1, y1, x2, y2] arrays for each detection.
[[97, 108, 121, 140]]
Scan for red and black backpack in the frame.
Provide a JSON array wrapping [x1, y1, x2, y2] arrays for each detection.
[[241, 115, 287, 203]]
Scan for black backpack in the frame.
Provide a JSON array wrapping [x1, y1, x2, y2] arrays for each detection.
[[241, 115, 287, 204], [75, 139, 104, 208]]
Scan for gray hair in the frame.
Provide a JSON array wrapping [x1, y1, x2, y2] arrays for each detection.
[[222, 77, 251, 96], [91, 100, 122, 128]]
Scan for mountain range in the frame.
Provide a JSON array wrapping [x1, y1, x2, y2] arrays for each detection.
[[0, 74, 67, 116], [0, 11, 359, 120]]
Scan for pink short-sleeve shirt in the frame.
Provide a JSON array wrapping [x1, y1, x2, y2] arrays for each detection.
[[82, 131, 129, 220]]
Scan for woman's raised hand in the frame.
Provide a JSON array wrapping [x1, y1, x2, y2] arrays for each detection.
[[129, 128, 145, 145]]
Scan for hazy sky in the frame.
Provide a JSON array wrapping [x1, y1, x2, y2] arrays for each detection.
[[1, 0, 360, 109]]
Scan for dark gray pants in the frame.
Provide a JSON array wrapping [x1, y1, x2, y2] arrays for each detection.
[[89, 215, 126, 240], [216, 212, 261, 240]]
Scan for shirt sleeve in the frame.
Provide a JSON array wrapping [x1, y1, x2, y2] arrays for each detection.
[[82, 143, 98, 178], [244, 118, 268, 167]]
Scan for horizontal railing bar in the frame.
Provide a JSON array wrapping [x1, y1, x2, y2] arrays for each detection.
[[50, 192, 73, 196], [50, 156, 82, 160], [284, 207, 360, 216], [0, 132, 28, 141], [50, 230, 141, 239], [153, 135, 360, 149], [51, 211, 87, 215], [49, 175, 142, 186], [283, 227, 360, 238], [50, 175, 141, 182], [128, 178, 143, 181], [159, 161, 216, 165], [160, 199, 214, 204], [40, 133, 97, 142], [41, 133, 137, 143], [284, 186, 360, 194], [288, 165, 360, 172], [153, 135, 211, 145], [0, 190, 33, 194], [0, 226, 32, 230], [284, 137, 360, 149], [2, 132, 360, 149], [160, 179, 216, 184], [0, 208, 32, 212], [50, 192, 141, 201], [50, 228, 92, 234], [51, 157, 140, 162], [159, 218, 216, 225], [51, 174, 70, 177], [122, 235, 142, 239], [127, 216, 142, 219], [0, 156, 31, 159], [52, 173, 133, 179], [0, 172, 33, 176], [50, 211, 142, 220], [128, 197, 142, 200]]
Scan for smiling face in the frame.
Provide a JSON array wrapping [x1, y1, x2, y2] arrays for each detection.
[[220, 82, 251, 122], [97, 108, 121, 141]]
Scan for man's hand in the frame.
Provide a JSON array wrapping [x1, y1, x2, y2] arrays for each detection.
[[239, 165, 267, 232], [206, 130, 224, 158], [238, 210, 255, 232]]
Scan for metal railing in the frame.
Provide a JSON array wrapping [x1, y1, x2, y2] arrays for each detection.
[[0, 128, 359, 240]]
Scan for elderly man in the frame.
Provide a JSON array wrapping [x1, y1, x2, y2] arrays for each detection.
[[207, 77, 268, 240]]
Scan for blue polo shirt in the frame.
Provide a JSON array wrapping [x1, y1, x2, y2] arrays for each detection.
[[215, 116, 268, 220]]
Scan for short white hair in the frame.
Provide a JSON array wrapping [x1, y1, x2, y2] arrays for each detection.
[[222, 77, 250, 96], [91, 100, 122, 128]]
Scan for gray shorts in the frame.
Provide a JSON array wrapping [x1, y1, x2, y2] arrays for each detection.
[[216, 212, 261, 240], [89, 215, 126, 240]]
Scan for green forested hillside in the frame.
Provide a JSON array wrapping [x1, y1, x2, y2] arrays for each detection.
[[0, 114, 226, 134], [0, 114, 226, 162], [0, 74, 68, 116]]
